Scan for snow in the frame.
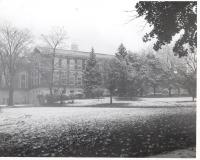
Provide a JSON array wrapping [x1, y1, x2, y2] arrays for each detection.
[[0, 97, 196, 157], [150, 147, 196, 158], [0, 97, 196, 135], [64, 97, 195, 107]]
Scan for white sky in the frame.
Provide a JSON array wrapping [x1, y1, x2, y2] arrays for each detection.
[[0, 0, 153, 54]]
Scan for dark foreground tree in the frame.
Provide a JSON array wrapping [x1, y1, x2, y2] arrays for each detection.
[[0, 24, 31, 106], [83, 48, 102, 98], [135, 1, 197, 57]]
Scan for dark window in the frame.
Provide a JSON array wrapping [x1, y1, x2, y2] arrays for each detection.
[[59, 59, 62, 68], [20, 74, 26, 89], [75, 59, 77, 70], [69, 73, 75, 85], [70, 59, 75, 70], [77, 59, 82, 70], [82, 59, 86, 70]]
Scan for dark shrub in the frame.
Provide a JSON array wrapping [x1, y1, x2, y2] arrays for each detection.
[[115, 97, 140, 101]]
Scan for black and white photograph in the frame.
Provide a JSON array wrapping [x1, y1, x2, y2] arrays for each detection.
[[0, 0, 197, 158]]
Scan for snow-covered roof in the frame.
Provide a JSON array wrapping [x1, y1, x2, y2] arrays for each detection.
[[33, 46, 114, 60]]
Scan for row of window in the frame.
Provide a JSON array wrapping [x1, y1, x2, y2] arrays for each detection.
[[53, 71, 82, 86], [38, 58, 106, 72], [1, 58, 103, 89], [30, 69, 83, 87], [0, 65, 84, 89], [0, 72, 28, 89], [54, 58, 86, 70]]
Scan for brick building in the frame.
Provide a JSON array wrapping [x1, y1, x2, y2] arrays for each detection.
[[0, 46, 113, 105]]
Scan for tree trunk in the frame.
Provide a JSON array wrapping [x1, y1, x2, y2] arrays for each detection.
[[8, 72, 14, 106], [177, 87, 180, 96], [153, 86, 156, 96], [168, 87, 172, 97], [192, 96, 195, 102], [60, 94, 63, 104], [50, 75, 53, 96], [50, 50, 56, 96], [110, 93, 112, 104], [140, 88, 144, 97], [8, 87, 14, 106], [50, 87, 53, 96]]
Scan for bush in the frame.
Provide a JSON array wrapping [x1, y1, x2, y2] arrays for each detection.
[[91, 88, 105, 98], [115, 97, 140, 101], [45, 94, 69, 104]]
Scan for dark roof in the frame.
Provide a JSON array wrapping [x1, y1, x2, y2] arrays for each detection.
[[34, 47, 114, 59]]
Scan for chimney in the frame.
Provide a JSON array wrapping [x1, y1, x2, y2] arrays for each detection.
[[71, 43, 79, 51]]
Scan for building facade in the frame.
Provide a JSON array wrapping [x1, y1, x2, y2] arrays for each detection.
[[0, 47, 113, 105]]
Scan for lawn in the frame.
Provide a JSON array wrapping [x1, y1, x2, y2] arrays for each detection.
[[0, 97, 196, 157]]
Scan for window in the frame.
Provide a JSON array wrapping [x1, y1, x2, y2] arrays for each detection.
[[77, 74, 82, 86], [54, 58, 59, 68], [20, 73, 26, 89], [32, 69, 38, 87], [63, 59, 68, 68], [59, 59, 62, 68], [69, 59, 75, 70], [82, 59, 86, 70], [75, 59, 77, 70], [69, 73, 75, 85], [53, 70, 59, 83], [60, 71, 67, 85], [77, 59, 82, 70]]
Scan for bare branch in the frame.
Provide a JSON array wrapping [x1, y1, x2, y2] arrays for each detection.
[[124, 15, 140, 25], [124, 9, 137, 13], [40, 27, 68, 95], [0, 24, 31, 95]]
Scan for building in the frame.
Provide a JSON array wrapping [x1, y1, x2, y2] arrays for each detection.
[[0, 46, 113, 105]]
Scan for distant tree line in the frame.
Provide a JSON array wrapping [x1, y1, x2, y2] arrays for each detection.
[[82, 43, 196, 104]]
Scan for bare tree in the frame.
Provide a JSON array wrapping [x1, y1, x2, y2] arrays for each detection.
[[41, 27, 67, 96], [180, 52, 197, 101], [158, 46, 197, 100], [157, 46, 182, 96], [0, 24, 31, 106]]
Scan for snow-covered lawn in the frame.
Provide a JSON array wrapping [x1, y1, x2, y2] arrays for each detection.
[[0, 97, 196, 108], [0, 97, 196, 136], [0, 97, 196, 157], [62, 97, 196, 107], [0, 97, 196, 134]]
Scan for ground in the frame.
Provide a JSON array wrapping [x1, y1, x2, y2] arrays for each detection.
[[0, 97, 196, 157], [150, 147, 196, 158]]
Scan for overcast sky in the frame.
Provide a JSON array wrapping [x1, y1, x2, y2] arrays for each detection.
[[0, 0, 153, 54]]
